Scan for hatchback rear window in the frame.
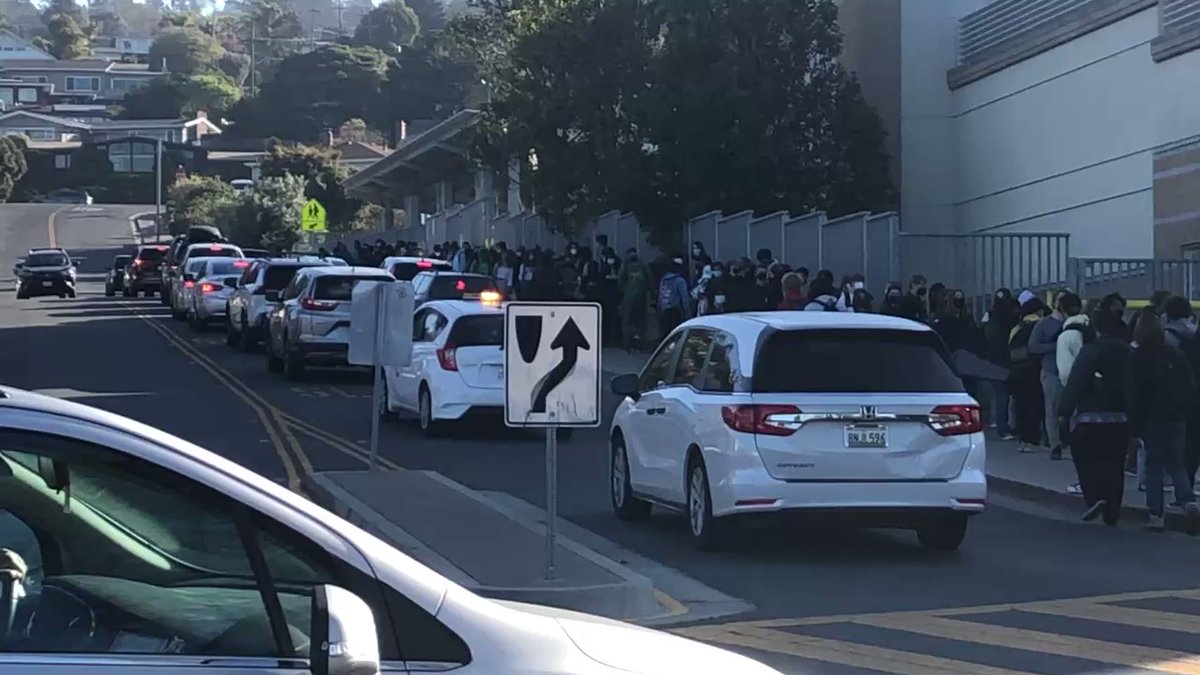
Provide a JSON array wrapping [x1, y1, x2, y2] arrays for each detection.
[[448, 315, 503, 347], [391, 261, 449, 281], [192, 248, 240, 258], [428, 276, 497, 299], [205, 260, 240, 276], [136, 247, 166, 261], [313, 275, 392, 301], [752, 329, 964, 393], [264, 265, 304, 290]]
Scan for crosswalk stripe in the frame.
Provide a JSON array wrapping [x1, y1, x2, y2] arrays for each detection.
[[678, 625, 1037, 675], [856, 613, 1200, 674], [1022, 602, 1200, 634]]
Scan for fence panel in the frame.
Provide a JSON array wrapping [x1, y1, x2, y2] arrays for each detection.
[[714, 210, 752, 264], [686, 211, 720, 262], [1073, 258, 1200, 302], [898, 233, 1070, 301], [782, 211, 824, 272], [865, 212, 898, 290], [820, 212, 870, 282], [748, 212, 786, 264]]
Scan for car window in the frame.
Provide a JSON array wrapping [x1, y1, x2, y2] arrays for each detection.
[[752, 328, 965, 393], [671, 330, 713, 387], [412, 275, 433, 297], [136, 247, 166, 262], [281, 274, 304, 301], [313, 275, 391, 301], [204, 260, 241, 277], [391, 261, 450, 281], [23, 253, 68, 267], [113, 256, 131, 268], [639, 333, 683, 391], [699, 332, 737, 393], [415, 309, 448, 342], [184, 259, 206, 276], [428, 276, 497, 300], [447, 315, 503, 347], [263, 265, 302, 291]]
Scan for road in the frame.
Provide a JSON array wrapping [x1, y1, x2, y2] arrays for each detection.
[[3, 204, 1200, 674]]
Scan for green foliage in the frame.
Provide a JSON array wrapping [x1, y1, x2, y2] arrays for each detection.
[[218, 52, 252, 86], [167, 175, 237, 234], [259, 142, 366, 233], [237, 0, 303, 65], [229, 175, 307, 250], [405, 0, 445, 33], [119, 72, 240, 119], [0, 136, 29, 203], [149, 26, 225, 75], [229, 44, 389, 142], [459, 0, 895, 245], [375, 30, 475, 132], [353, 0, 420, 53], [42, 12, 92, 59]]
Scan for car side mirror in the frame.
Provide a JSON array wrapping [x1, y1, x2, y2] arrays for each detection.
[[224, 278, 238, 289], [265, 290, 281, 302], [611, 373, 640, 401], [309, 585, 380, 675]]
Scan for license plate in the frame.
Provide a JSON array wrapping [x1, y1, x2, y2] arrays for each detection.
[[845, 424, 888, 448], [41, 281, 52, 287]]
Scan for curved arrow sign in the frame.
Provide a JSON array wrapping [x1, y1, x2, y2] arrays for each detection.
[[504, 303, 602, 427]]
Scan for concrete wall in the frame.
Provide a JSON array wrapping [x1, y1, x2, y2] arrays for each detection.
[[838, 0, 902, 202]]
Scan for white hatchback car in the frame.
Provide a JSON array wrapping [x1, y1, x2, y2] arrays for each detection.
[[608, 312, 986, 551], [382, 300, 505, 435], [0, 387, 779, 674]]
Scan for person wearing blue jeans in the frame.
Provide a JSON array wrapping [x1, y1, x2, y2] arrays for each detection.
[[1129, 311, 1200, 533]]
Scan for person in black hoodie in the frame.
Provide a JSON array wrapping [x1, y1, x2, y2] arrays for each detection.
[[1057, 310, 1133, 526], [984, 288, 1020, 439], [1128, 311, 1200, 533]]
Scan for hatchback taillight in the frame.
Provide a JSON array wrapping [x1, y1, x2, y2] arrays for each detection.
[[301, 298, 337, 311], [721, 404, 802, 436], [928, 405, 982, 436], [200, 282, 219, 294], [437, 345, 458, 371]]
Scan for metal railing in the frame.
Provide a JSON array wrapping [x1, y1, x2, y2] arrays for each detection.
[[1069, 257, 1200, 301], [897, 232, 1071, 300]]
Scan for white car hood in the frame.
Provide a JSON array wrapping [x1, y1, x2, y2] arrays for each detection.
[[497, 600, 780, 675]]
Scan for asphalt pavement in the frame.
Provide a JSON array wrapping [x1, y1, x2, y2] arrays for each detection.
[[3, 204, 1200, 674]]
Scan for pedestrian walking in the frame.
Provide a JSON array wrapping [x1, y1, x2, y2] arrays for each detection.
[[1010, 292, 1047, 452], [656, 256, 691, 337], [1028, 290, 1066, 458], [984, 288, 1019, 439], [1128, 311, 1200, 533], [1162, 296, 1200, 488], [617, 248, 651, 350], [1058, 310, 1132, 526]]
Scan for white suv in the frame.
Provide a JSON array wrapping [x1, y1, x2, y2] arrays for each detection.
[[609, 312, 986, 551]]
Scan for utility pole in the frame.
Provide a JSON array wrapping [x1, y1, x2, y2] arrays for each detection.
[[336, 0, 344, 36], [249, 21, 256, 97], [309, 8, 319, 49], [154, 137, 163, 242]]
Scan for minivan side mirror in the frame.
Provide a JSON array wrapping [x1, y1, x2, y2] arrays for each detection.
[[265, 290, 281, 302], [611, 373, 640, 401], [309, 585, 380, 675]]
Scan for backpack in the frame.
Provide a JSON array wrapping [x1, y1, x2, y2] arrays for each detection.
[[658, 275, 682, 310], [1008, 320, 1038, 364], [1063, 322, 1096, 345]]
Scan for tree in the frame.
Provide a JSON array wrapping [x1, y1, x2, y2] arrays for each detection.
[[259, 142, 367, 232], [405, 0, 445, 33], [149, 25, 225, 74], [375, 30, 474, 135], [120, 72, 242, 119], [230, 174, 307, 249], [229, 44, 389, 142], [460, 0, 895, 244], [353, 0, 419, 53], [40, 12, 92, 59], [237, 0, 303, 65], [167, 175, 237, 234], [0, 136, 28, 203]]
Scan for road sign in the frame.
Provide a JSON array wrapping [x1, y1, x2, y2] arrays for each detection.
[[504, 302, 602, 428], [301, 199, 327, 232]]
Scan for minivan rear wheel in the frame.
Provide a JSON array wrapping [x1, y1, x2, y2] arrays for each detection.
[[611, 435, 651, 521], [687, 458, 730, 551], [916, 515, 968, 551]]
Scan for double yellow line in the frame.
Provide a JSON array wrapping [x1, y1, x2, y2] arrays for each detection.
[[123, 302, 402, 490]]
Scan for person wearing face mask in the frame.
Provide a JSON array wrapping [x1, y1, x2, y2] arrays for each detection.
[[656, 255, 691, 336], [1162, 296, 1200, 488], [703, 262, 729, 314], [618, 248, 651, 350], [931, 289, 976, 353], [837, 273, 867, 312], [894, 274, 928, 322], [690, 242, 712, 282], [880, 282, 906, 316], [723, 258, 755, 312]]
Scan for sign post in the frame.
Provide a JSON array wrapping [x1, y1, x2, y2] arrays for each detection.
[[300, 198, 328, 252], [349, 281, 414, 469], [504, 302, 602, 580]]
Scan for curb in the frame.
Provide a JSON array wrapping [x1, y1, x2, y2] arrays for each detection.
[[303, 471, 663, 621], [988, 472, 1199, 534]]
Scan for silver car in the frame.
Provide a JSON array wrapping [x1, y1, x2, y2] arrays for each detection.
[[225, 257, 340, 352], [264, 266, 396, 380], [185, 261, 250, 330], [165, 243, 244, 315], [172, 257, 245, 322]]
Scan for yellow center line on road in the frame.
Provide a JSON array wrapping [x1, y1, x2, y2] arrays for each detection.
[[47, 206, 67, 248]]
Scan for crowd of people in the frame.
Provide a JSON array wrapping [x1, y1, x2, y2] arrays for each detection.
[[326, 235, 1200, 532]]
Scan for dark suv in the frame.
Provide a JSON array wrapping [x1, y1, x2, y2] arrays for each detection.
[[15, 249, 77, 299], [123, 244, 169, 297]]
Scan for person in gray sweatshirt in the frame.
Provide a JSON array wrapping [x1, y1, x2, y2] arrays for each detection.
[[1028, 291, 1066, 457]]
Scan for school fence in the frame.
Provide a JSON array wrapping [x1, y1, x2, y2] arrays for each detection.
[[1068, 258, 1200, 303]]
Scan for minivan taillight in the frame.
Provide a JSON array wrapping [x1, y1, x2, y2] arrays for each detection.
[[301, 298, 337, 311], [437, 345, 458, 371], [721, 404, 801, 436], [929, 405, 982, 436]]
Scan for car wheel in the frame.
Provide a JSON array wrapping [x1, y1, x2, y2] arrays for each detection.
[[611, 434, 651, 521], [916, 516, 968, 551], [239, 316, 258, 353], [225, 315, 239, 347], [123, 286, 133, 298], [418, 386, 442, 437], [265, 333, 284, 373], [687, 456, 730, 551], [283, 336, 306, 381], [15, 289, 27, 300], [105, 284, 114, 297]]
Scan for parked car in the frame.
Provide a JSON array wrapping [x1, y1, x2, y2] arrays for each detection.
[[411, 271, 502, 306], [103, 254, 131, 297], [382, 300, 505, 435], [0, 387, 779, 674], [225, 257, 340, 351], [608, 312, 986, 551], [123, 243, 170, 297], [165, 243, 244, 316], [13, 248, 78, 299], [264, 266, 396, 380], [380, 255, 452, 281]]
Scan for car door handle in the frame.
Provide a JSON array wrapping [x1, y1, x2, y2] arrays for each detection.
[[646, 406, 666, 416]]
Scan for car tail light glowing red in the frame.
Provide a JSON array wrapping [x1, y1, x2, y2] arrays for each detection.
[[436, 345, 458, 371], [417, 260, 433, 269], [721, 404, 802, 436], [156, 245, 168, 251], [183, 280, 195, 289], [133, 259, 143, 268], [301, 298, 337, 311], [233, 260, 250, 268], [200, 282, 219, 293], [455, 279, 466, 291], [928, 405, 983, 436]]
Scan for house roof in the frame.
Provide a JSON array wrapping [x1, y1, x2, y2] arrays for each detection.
[[0, 59, 156, 74], [0, 110, 221, 134], [0, 30, 54, 60], [333, 140, 389, 160], [0, 110, 92, 129]]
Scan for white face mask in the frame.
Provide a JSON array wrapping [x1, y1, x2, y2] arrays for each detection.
[[673, 258, 684, 265], [606, 258, 615, 264], [853, 281, 864, 290]]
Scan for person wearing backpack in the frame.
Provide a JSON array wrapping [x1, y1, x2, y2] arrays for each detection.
[[1053, 292, 1091, 462], [1128, 311, 1200, 533], [1009, 292, 1047, 452], [1163, 296, 1200, 488], [656, 256, 691, 337], [1058, 310, 1133, 526]]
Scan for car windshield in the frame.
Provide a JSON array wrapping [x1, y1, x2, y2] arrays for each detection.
[[24, 252, 68, 267], [137, 247, 166, 261], [428, 275, 497, 299], [448, 314, 503, 347], [313, 275, 391, 301], [204, 260, 240, 276], [391, 261, 449, 281], [752, 329, 964, 393]]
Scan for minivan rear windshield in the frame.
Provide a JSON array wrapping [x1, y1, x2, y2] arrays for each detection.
[[391, 261, 449, 281], [448, 315, 503, 347], [752, 329, 964, 393], [313, 275, 392, 301], [428, 275, 497, 299]]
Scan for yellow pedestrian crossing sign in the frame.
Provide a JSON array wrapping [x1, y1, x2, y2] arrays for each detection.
[[301, 199, 327, 233]]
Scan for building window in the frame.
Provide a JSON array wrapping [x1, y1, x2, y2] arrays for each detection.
[[17, 88, 37, 103], [18, 76, 47, 84], [4, 128, 57, 141], [0, 90, 12, 107], [65, 76, 100, 92], [54, 154, 70, 170], [109, 78, 145, 94]]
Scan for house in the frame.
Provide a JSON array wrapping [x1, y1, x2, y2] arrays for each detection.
[[0, 78, 52, 111], [0, 60, 165, 103], [0, 110, 221, 144], [0, 30, 54, 61], [91, 37, 153, 63]]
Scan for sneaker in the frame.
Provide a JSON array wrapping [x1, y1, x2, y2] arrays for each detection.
[[1186, 503, 1200, 536], [988, 422, 997, 429], [1139, 483, 1146, 492], [1050, 446, 1063, 461], [1081, 500, 1106, 522], [1000, 433, 1016, 441], [1125, 468, 1137, 477], [1066, 483, 1083, 495], [1146, 515, 1166, 531], [1019, 443, 1038, 453]]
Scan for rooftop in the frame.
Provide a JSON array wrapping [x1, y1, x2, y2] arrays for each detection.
[[0, 59, 154, 73]]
